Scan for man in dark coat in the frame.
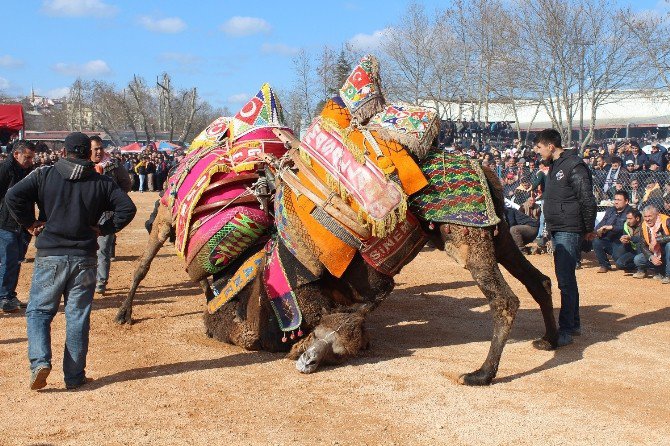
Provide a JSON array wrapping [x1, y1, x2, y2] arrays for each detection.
[[0, 140, 35, 313], [6, 132, 136, 390], [534, 129, 597, 347]]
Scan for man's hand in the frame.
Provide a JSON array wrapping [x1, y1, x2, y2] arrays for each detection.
[[651, 254, 663, 266], [584, 231, 598, 241], [620, 235, 630, 244], [27, 221, 45, 236]]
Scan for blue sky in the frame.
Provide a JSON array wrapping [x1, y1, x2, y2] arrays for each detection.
[[0, 0, 664, 111]]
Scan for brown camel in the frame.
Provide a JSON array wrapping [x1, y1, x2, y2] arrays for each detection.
[[117, 161, 557, 386]]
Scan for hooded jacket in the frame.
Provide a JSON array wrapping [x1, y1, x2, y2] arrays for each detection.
[[5, 157, 136, 257]]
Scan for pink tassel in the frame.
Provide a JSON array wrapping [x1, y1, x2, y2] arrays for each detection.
[[428, 221, 435, 230], [297, 329, 303, 337], [290, 331, 295, 340], [282, 335, 288, 343]]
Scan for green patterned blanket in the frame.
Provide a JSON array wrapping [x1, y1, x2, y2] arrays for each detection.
[[409, 151, 500, 227]]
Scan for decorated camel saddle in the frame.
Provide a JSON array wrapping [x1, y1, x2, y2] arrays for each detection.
[[163, 83, 291, 280], [204, 55, 499, 341]]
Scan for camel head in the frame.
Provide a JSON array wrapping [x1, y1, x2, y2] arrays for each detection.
[[289, 312, 369, 374]]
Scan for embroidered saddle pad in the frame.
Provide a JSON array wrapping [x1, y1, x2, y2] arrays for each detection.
[[339, 54, 385, 123], [367, 102, 439, 159], [409, 151, 500, 227]]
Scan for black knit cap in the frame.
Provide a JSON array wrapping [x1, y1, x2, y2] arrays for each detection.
[[64, 132, 91, 156]]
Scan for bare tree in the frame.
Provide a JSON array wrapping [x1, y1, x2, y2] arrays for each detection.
[[291, 49, 316, 134], [127, 75, 155, 143]]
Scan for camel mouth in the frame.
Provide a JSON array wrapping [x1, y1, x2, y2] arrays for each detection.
[[296, 349, 322, 374]]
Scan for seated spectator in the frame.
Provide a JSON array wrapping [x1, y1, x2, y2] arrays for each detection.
[[633, 205, 670, 283], [617, 208, 643, 272], [513, 177, 533, 204], [592, 190, 632, 272], [603, 157, 623, 194], [648, 144, 667, 171], [627, 178, 644, 208], [505, 197, 540, 254], [624, 141, 648, 171], [641, 179, 664, 210]]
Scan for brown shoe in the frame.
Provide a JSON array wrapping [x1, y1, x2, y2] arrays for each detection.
[[30, 366, 51, 390], [597, 267, 609, 273]]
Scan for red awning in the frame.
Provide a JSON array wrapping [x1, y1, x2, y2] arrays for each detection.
[[0, 104, 24, 131], [119, 142, 143, 153]]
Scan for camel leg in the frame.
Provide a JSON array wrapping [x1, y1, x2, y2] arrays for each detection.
[[115, 204, 172, 325], [494, 219, 558, 350], [442, 226, 520, 385]]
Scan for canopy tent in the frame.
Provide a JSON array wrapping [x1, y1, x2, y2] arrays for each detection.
[[119, 142, 143, 153], [156, 140, 181, 152], [0, 104, 24, 131]]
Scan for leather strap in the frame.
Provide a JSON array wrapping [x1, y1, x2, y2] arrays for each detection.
[[193, 194, 258, 215]]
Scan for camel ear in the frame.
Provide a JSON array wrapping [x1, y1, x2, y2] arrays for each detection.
[[285, 333, 315, 360]]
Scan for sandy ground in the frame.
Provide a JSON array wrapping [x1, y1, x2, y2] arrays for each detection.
[[1, 191, 669, 446]]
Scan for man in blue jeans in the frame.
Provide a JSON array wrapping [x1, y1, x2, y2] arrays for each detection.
[[534, 129, 597, 347], [592, 190, 631, 273], [5, 132, 136, 390], [0, 141, 35, 313]]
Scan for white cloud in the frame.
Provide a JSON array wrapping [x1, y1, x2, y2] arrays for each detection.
[[220, 16, 271, 37], [348, 28, 391, 52], [261, 43, 299, 57], [138, 16, 187, 33], [53, 59, 112, 77], [41, 0, 118, 17], [0, 77, 10, 90], [46, 87, 71, 98], [227, 93, 251, 103], [0, 55, 24, 68]]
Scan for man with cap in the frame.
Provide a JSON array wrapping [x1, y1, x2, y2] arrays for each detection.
[[648, 144, 667, 171], [5, 132, 136, 391]]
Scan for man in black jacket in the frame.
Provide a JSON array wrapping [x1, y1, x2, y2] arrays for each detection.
[[5, 132, 136, 390], [534, 129, 597, 347], [0, 140, 35, 313]]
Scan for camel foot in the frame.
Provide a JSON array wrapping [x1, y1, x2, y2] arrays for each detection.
[[458, 369, 493, 386], [296, 349, 320, 374], [115, 307, 133, 325], [532, 336, 557, 351]]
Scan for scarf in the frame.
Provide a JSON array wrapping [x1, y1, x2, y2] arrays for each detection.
[[603, 167, 619, 192], [650, 217, 663, 256]]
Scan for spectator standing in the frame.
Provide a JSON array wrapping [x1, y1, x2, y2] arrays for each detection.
[[533, 129, 597, 347], [624, 141, 649, 171], [0, 141, 36, 313], [5, 132, 136, 390], [633, 205, 670, 284], [90, 136, 132, 294], [135, 157, 147, 192], [592, 190, 632, 273], [146, 157, 156, 192], [603, 157, 623, 194], [648, 144, 667, 171]]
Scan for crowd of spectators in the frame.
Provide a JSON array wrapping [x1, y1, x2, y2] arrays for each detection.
[[0, 144, 183, 193]]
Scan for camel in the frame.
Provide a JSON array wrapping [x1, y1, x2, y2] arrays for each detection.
[[117, 158, 557, 386]]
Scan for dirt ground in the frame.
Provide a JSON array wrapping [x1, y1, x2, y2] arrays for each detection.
[[1, 192, 669, 446]]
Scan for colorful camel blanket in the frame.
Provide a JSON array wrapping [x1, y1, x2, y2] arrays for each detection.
[[230, 83, 286, 141], [367, 103, 439, 159], [339, 55, 385, 123], [300, 117, 407, 237], [360, 212, 427, 276], [189, 116, 230, 152], [409, 151, 500, 227], [207, 249, 265, 314]]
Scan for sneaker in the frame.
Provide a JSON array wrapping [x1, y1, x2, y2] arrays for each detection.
[[30, 366, 51, 390], [653, 274, 664, 281], [557, 332, 574, 347], [597, 267, 610, 273], [7, 297, 27, 309], [572, 328, 582, 336], [661, 277, 670, 285], [95, 283, 106, 295], [632, 271, 647, 279], [66, 376, 93, 390], [1, 299, 19, 314]]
